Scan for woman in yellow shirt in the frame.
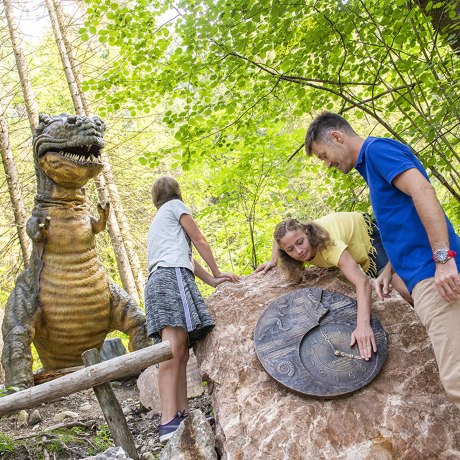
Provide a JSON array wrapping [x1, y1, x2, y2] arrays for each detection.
[[256, 212, 412, 361]]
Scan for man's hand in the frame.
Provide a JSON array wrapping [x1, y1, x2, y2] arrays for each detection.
[[350, 323, 377, 361], [255, 260, 276, 275], [434, 258, 460, 302], [374, 263, 393, 301]]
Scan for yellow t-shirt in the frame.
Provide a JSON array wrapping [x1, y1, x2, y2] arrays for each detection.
[[308, 212, 373, 273]]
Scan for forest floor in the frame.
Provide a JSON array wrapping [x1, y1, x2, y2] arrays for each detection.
[[0, 378, 213, 459]]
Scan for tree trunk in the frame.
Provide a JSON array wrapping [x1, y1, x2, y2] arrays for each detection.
[[44, 0, 85, 115], [94, 175, 139, 298], [45, 0, 146, 300], [415, 0, 460, 53], [0, 102, 31, 265], [1, 0, 38, 265], [2, 0, 39, 131], [82, 349, 139, 460]]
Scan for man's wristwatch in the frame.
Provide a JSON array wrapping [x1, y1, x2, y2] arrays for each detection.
[[432, 249, 457, 264]]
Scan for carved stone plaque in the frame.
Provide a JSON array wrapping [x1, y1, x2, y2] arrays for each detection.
[[254, 288, 387, 398]]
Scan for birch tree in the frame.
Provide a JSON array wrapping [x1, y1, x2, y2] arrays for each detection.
[[1, 0, 38, 265], [2, 0, 39, 131], [44, 0, 144, 300], [0, 100, 31, 265]]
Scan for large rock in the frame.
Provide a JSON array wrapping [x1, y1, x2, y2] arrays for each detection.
[[195, 268, 460, 459], [137, 349, 205, 412], [82, 446, 133, 459], [159, 409, 217, 460]]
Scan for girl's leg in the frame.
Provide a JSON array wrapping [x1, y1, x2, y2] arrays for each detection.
[[158, 326, 189, 424], [391, 273, 414, 306], [177, 347, 190, 414]]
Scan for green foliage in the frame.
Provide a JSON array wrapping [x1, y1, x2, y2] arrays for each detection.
[[0, 386, 22, 397], [88, 424, 112, 455], [80, 0, 459, 215], [1, 0, 459, 306], [0, 432, 15, 454]]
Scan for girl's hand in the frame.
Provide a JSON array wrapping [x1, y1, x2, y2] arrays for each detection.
[[214, 271, 239, 283], [255, 260, 276, 275], [350, 323, 377, 361], [209, 274, 237, 287]]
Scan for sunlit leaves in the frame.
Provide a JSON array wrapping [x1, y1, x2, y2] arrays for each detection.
[[78, 0, 459, 255]]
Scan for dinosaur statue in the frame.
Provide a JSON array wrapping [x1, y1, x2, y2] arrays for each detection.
[[1, 113, 151, 389]]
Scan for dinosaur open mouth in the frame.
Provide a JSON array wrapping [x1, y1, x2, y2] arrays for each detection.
[[47, 145, 103, 165]]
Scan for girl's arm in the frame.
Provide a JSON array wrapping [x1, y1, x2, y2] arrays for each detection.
[[194, 259, 233, 287], [180, 214, 238, 282], [337, 249, 377, 360]]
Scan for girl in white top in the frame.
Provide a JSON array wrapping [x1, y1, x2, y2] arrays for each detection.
[[145, 176, 237, 443]]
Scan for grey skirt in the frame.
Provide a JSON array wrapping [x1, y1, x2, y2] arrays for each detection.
[[144, 266, 215, 346]]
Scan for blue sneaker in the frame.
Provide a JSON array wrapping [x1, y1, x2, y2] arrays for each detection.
[[159, 411, 187, 444]]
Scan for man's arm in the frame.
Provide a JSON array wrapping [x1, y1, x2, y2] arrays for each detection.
[[392, 168, 460, 302]]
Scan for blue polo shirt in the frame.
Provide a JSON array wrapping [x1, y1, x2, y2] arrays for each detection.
[[356, 136, 460, 293]]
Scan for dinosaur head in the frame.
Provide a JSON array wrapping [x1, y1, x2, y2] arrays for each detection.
[[33, 113, 105, 189]]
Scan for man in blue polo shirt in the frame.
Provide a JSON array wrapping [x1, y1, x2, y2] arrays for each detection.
[[305, 111, 460, 410]]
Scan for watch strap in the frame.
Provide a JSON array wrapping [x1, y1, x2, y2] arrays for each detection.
[[433, 249, 457, 263]]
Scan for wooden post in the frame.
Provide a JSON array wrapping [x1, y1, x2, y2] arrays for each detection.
[[82, 349, 139, 460], [0, 341, 172, 417]]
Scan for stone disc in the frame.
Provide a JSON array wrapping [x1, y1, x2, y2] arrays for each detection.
[[254, 288, 387, 398]]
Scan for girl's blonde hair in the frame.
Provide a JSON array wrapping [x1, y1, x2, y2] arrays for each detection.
[[273, 218, 333, 283], [151, 176, 183, 209]]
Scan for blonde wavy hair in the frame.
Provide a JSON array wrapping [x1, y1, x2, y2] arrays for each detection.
[[274, 218, 333, 283]]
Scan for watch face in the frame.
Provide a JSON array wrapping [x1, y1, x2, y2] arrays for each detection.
[[434, 249, 449, 263], [254, 288, 387, 398]]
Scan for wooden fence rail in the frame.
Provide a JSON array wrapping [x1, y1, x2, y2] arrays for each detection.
[[0, 341, 172, 417]]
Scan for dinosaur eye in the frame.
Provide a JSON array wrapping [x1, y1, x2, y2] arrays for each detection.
[[66, 116, 77, 125]]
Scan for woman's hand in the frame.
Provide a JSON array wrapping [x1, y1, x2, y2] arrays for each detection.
[[350, 323, 377, 361], [337, 250, 376, 360]]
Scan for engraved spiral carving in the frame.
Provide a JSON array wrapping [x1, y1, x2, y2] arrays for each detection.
[[277, 360, 295, 377]]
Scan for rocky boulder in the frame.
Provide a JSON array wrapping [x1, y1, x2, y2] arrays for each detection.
[[195, 268, 460, 459], [159, 410, 217, 460]]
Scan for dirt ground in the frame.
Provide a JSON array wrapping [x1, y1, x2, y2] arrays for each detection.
[[0, 378, 213, 459]]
